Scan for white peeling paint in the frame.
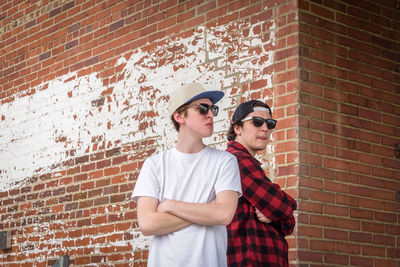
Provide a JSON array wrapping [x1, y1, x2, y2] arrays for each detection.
[[8, 220, 148, 263], [0, 21, 276, 193]]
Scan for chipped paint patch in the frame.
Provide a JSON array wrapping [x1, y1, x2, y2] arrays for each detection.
[[7, 220, 148, 264], [0, 21, 276, 191]]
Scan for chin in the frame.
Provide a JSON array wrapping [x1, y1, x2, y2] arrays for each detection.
[[256, 143, 268, 151], [203, 131, 213, 137]]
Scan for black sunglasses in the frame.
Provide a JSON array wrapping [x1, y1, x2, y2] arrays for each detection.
[[241, 116, 277, 129], [188, 103, 219, 116]]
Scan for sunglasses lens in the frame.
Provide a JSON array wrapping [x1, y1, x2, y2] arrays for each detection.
[[252, 117, 264, 127], [198, 104, 209, 115], [198, 104, 219, 116], [250, 117, 277, 129], [266, 119, 277, 129], [211, 105, 219, 116]]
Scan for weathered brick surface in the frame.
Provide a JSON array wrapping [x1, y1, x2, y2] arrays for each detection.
[[297, 0, 400, 266], [0, 0, 399, 266]]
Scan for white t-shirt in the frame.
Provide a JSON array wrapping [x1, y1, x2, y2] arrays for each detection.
[[132, 146, 242, 267]]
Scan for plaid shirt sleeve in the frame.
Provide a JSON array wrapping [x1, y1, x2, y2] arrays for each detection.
[[227, 141, 297, 228]]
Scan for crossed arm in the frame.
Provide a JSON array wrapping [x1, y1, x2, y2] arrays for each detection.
[[236, 156, 297, 234], [137, 190, 239, 236]]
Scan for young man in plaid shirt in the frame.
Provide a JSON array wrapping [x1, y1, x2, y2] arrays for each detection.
[[226, 100, 297, 267]]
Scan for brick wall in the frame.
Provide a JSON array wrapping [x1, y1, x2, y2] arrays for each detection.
[[0, 0, 399, 266], [297, 0, 400, 266], [0, 0, 300, 266]]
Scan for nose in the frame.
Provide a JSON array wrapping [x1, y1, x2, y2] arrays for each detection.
[[260, 121, 269, 131], [206, 108, 214, 118]]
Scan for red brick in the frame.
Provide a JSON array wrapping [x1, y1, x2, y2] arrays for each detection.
[[325, 204, 349, 217], [336, 218, 360, 230], [309, 191, 334, 203], [96, 178, 110, 188], [75, 256, 90, 265], [297, 250, 323, 262], [350, 255, 373, 266], [362, 245, 386, 257], [374, 258, 398, 267], [115, 222, 131, 232], [386, 224, 400, 235], [104, 166, 120, 176], [310, 214, 335, 227], [81, 181, 95, 190], [89, 170, 103, 179], [373, 234, 395, 246], [324, 180, 348, 194], [359, 198, 383, 210], [300, 152, 322, 165], [299, 200, 323, 214], [177, 9, 196, 23], [82, 162, 96, 172], [337, 242, 361, 254], [97, 159, 111, 169], [350, 208, 373, 220], [374, 211, 397, 223], [69, 229, 82, 238], [111, 175, 126, 184], [99, 224, 114, 234], [324, 158, 347, 171], [325, 253, 349, 265], [349, 185, 371, 197], [336, 172, 360, 184], [324, 229, 348, 241], [310, 239, 335, 252], [350, 231, 372, 243], [362, 221, 385, 233], [387, 247, 400, 258]]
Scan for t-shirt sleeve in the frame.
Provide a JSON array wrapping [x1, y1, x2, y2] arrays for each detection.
[[214, 155, 242, 197], [131, 157, 160, 202]]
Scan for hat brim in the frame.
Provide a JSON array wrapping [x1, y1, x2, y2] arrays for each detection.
[[184, 91, 224, 105]]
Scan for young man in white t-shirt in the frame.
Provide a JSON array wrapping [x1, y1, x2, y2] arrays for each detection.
[[131, 83, 242, 267]]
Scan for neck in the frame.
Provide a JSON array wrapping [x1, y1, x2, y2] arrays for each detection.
[[176, 131, 206, 154], [234, 139, 256, 156]]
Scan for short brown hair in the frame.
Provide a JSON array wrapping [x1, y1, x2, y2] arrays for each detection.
[[171, 104, 189, 131], [227, 121, 243, 141]]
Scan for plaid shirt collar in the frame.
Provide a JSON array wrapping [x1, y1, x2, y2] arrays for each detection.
[[227, 140, 262, 166]]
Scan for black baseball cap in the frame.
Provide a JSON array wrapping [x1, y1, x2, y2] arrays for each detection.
[[232, 100, 272, 123]]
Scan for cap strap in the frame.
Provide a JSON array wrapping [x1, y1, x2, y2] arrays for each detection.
[[253, 107, 270, 112]]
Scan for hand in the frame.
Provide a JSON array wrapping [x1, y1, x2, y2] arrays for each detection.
[[157, 199, 174, 213], [255, 208, 271, 224]]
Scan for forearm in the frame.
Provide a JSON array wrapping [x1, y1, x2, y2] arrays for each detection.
[[165, 201, 231, 225], [244, 181, 297, 222], [139, 211, 192, 236], [159, 191, 239, 226], [137, 196, 191, 236]]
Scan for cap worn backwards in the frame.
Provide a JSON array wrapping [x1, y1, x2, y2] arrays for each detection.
[[168, 83, 225, 116], [232, 100, 272, 123]]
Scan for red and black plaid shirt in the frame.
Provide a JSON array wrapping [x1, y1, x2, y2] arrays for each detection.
[[226, 141, 297, 267]]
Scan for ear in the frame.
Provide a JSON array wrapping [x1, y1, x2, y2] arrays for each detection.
[[173, 112, 185, 125], [233, 124, 242, 136]]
